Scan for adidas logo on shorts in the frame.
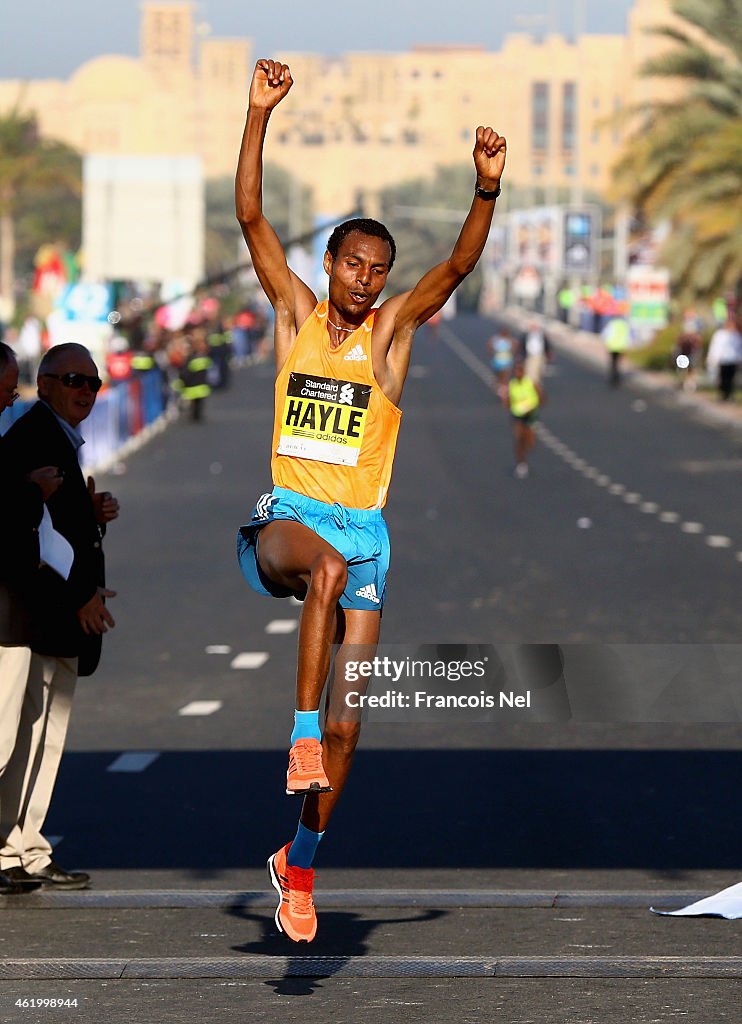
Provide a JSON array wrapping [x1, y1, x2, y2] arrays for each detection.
[[343, 344, 367, 362], [355, 582, 380, 604]]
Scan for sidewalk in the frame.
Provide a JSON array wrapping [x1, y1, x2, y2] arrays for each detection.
[[504, 307, 742, 434]]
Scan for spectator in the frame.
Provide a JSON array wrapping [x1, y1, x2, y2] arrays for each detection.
[[0, 343, 119, 890], [706, 315, 742, 401]]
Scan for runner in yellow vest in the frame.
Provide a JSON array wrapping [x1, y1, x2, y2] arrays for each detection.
[[602, 315, 630, 387], [235, 58, 507, 943], [508, 361, 544, 478]]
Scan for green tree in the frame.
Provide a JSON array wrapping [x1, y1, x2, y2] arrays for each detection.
[[612, 0, 742, 302], [378, 164, 484, 310], [0, 105, 82, 314], [205, 163, 313, 278]]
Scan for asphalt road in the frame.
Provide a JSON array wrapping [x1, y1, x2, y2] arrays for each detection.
[[2, 315, 740, 1021]]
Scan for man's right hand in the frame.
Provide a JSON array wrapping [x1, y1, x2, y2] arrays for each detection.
[[77, 588, 117, 635], [27, 466, 63, 502], [249, 59, 293, 111]]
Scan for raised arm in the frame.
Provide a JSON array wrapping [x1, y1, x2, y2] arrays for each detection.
[[375, 127, 507, 400], [235, 60, 316, 368]]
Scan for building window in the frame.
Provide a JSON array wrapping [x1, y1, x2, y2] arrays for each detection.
[[532, 82, 550, 153], [565, 164, 575, 176], [562, 81, 577, 153]]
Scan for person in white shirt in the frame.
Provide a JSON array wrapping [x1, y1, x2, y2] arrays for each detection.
[[706, 316, 742, 401]]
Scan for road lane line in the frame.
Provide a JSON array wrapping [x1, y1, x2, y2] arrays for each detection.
[[439, 323, 740, 562], [230, 652, 269, 669], [265, 619, 298, 634], [681, 522, 704, 534], [106, 752, 160, 773], [178, 701, 223, 716]]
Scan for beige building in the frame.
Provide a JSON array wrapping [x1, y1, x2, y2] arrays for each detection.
[[0, 0, 678, 212]]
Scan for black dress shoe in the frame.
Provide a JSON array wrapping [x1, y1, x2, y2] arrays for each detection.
[[28, 862, 91, 890], [2, 866, 43, 890]]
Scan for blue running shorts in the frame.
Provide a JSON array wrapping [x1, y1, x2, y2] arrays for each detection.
[[236, 486, 390, 611]]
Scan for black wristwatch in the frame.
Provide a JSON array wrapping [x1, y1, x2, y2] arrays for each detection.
[[475, 183, 501, 200]]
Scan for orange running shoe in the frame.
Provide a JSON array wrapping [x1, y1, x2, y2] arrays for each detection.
[[267, 842, 317, 942], [286, 737, 332, 796]]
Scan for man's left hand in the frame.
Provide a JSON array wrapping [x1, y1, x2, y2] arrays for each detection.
[[88, 475, 120, 524], [473, 126, 507, 189]]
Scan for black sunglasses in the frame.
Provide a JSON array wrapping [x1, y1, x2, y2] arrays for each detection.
[[42, 372, 103, 393]]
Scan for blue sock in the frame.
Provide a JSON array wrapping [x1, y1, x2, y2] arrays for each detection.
[[291, 709, 321, 745], [287, 821, 324, 868]]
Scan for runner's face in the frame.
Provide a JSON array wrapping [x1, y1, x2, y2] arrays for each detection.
[[326, 232, 391, 317]]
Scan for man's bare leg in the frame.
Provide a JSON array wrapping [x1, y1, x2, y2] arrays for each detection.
[[300, 608, 380, 833], [257, 519, 348, 710]]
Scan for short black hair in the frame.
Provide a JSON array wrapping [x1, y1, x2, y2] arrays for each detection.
[[38, 342, 94, 377], [326, 218, 396, 270], [0, 341, 17, 374]]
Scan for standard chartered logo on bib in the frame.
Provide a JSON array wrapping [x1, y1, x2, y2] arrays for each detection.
[[278, 373, 372, 467]]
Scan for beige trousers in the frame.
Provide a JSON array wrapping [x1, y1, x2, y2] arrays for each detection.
[[0, 652, 77, 873], [0, 646, 32, 777]]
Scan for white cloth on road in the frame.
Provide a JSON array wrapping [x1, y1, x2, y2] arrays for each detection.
[[651, 880, 742, 919]]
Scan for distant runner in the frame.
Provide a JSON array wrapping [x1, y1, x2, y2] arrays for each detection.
[[235, 58, 507, 942], [508, 360, 543, 478]]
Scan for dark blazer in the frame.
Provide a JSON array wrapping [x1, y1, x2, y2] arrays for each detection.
[[0, 445, 43, 647], [1, 402, 105, 675]]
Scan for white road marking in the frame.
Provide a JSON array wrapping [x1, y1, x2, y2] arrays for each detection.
[[178, 701, 223, 716], [230, 652, 269, 669], [681, 522, 704, 534], [266, 619, 299, 634], [440, 322, 739, 564], [107, 752, 160, 773], [206, 645, 232, 655]]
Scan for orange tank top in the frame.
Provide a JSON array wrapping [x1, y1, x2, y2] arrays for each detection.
[[271, 301, 402, 509]]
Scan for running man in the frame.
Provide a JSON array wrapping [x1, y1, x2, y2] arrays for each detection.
[[235, 58, 506, 943], [508, 360, 543, 478]]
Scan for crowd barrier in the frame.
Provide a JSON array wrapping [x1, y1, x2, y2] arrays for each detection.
[[0, 370, 171, 471]]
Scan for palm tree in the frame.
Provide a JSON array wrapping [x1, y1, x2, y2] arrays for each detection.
[[612, 0, 742, 302], [0, 104, 82, 316]]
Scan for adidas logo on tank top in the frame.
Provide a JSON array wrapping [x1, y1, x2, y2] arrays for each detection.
[[343, 343, 367, 362]]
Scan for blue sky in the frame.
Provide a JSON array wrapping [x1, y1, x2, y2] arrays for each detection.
[[1, 0, 636, 79]]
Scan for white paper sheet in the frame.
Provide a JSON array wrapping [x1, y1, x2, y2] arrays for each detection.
[[651, 881, 742, 919], [38, 506, 74, 580]]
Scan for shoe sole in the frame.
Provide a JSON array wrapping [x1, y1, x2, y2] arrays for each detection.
[[266, 854, 312, 943], [266, 854, 285, 936], [37, 879, 90, 891], [285, 783, 333, 796]]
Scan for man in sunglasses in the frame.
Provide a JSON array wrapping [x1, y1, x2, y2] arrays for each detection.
[[0, 343, 119, 890]]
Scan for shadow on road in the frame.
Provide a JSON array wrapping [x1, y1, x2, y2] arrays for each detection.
[[48, 748, 742, 871], [228, 906, 447, 994]]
